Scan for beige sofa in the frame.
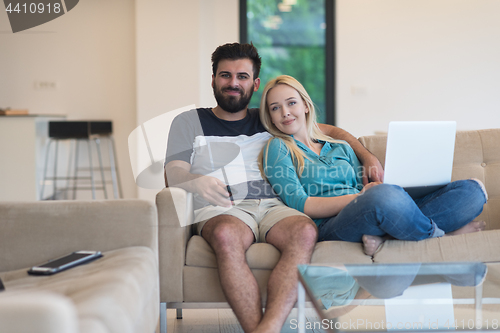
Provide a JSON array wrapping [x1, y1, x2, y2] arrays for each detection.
[[157, 128, 500, 332], [0, 200, 159, 333]]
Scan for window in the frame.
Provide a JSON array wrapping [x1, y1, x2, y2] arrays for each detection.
[[241, 0, 335, 124]]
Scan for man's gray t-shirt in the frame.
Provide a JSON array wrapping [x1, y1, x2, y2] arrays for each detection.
[[165, 108, 277, 210]]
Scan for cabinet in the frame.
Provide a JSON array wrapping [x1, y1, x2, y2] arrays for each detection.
[[0, 115, 65, 201]]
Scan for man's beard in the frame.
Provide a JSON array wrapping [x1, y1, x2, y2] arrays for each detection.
[[213, 82, 254, 113]]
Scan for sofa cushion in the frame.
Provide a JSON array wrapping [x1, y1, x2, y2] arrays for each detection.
[[186, 235, 372, 270], [373, 230, 500, 263], [0, 291, 78, 333], [311, 241, 373, 264], [183, 266, 272, 303], [0, 247, 158, 333], [186, 235, 282, 269]]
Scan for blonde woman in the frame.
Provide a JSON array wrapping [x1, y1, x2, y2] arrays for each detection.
[[259, 75, 487, 255]]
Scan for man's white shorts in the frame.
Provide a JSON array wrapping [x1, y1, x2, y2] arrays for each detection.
[[195, 198, 310, 242]]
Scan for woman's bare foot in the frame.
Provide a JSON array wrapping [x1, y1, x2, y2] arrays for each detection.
[[446, 221, 486, 236], [362, 235, 385, 256]]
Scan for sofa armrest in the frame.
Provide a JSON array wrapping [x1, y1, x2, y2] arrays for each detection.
[[0, 200, 158, 273], [156, 187, 194, 303]]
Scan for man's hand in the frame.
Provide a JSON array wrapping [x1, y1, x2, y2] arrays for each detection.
[[360, 154, 384, 185], [165, 160, 232, 207], [317, 123, 384, 185], [191, 176, 232, 208]]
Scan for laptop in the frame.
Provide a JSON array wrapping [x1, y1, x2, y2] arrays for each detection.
[[383, 121, 457, 199]]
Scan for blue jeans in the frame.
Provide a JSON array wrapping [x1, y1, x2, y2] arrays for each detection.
[[317, 180, 487, 242]]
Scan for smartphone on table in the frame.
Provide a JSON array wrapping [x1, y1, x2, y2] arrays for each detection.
[[28, 251, 103, 275]]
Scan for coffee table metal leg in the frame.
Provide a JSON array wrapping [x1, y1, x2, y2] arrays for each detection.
[[475, 283, 483, 328], [298, 281, 306, 333]]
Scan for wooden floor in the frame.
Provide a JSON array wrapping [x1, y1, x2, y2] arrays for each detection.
[[166, 308, 324, 333]]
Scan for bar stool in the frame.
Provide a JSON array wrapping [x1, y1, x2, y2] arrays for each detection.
[[40, 121, 123, 200]]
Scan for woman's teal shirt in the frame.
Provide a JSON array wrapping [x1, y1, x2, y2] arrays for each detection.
[[263, 137, 364, 225]]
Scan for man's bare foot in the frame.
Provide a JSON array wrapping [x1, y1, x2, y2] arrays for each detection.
[[446, 221, 486, 236], [362, 235, 385, 256]]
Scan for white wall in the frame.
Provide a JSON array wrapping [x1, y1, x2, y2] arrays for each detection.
[[336, 0, 500, 138], [135, 0, 238, 201], [0, 0, 137, 199]]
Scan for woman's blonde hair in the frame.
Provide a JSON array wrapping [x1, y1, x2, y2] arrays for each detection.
[[258, 75, 344, 178]]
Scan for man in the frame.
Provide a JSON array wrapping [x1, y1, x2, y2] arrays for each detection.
[[165, 42, 383, 333]]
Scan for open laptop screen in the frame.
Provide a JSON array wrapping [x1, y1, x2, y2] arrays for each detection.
[[383, 121, 456, 198]]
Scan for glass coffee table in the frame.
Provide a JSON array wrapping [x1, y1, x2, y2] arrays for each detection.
[[297, 262, 500, 333]]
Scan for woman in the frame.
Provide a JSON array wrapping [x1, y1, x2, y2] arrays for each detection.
[[259, 75, 488, 255]]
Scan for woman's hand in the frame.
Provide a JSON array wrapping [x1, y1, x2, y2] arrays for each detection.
[[360, 181, 383, 194], [304, 194, 360, 219]]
